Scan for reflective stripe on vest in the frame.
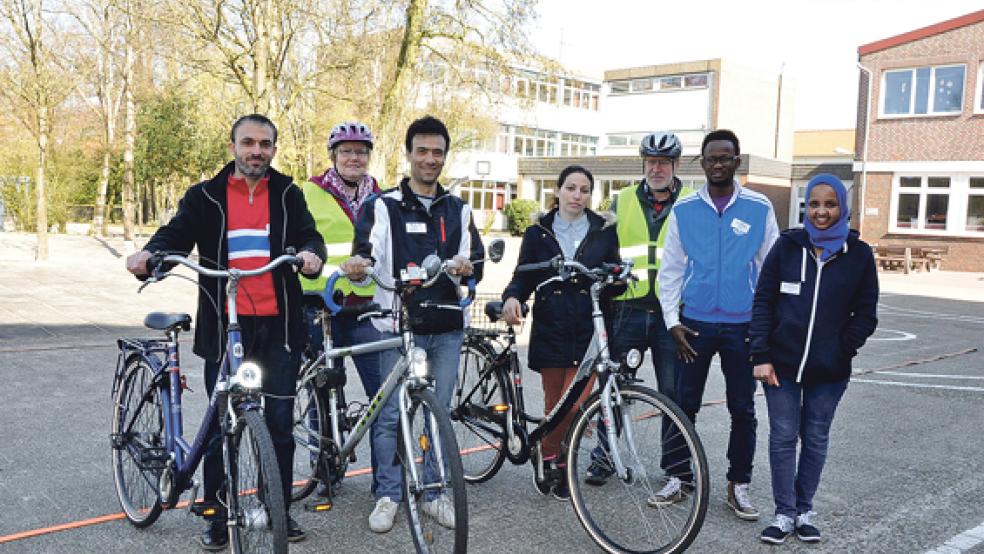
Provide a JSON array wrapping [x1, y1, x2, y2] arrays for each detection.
[[299, 181, 375, 298], [615, 184, 695, 301]]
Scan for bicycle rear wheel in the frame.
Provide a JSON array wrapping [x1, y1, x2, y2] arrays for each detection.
[[290, 376, 327, 502], [401, 387, 468, 553], [567, 384, 708, 554], [450, 342, 507, 483], [227, 409, 288, 554], [111, 356, 165, 527]]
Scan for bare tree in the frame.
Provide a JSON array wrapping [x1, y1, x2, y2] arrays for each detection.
[[120, 0, 136, 242], [0, 0, 71, 259]]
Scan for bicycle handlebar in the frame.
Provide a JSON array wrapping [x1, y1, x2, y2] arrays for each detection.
[[146, 252, 302, 281], [515, 255, 633, 283], [322, 262, 477, 316]]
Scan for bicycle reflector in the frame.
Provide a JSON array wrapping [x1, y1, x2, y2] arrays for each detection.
[[231, 361, 263, 390], [410, 347, 430, 379]]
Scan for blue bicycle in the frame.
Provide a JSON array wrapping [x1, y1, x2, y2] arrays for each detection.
[[111, 252, 301, 553]]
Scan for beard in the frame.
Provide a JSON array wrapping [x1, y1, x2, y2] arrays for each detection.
[[236, 156, 269, 179]]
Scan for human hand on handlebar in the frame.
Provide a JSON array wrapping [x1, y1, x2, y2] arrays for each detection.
[[448, 255, 473, 277], [126, 250, 153, 277], [502, 297, 525, 325], [340, 255, 373, 281], [297, 251, 323, 275]]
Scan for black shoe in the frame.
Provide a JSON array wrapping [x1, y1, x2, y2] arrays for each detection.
[[795, 512, 821, 543], [199, 520, 228, 551], [760, 515, 794, 545], [551, 477, 570, 501], [287, 516, 307, 543], [534, 460, 558, 496], [584, 457, 615, 486]]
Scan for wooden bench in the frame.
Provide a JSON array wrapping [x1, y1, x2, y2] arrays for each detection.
[[916, 246, 949, 270], [873, 245, 930, 274]]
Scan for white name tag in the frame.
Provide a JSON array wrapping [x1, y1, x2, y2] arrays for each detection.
[[406, 222, 427, 234], [780, 281, 801, 295], [731, 218, 751, 235]]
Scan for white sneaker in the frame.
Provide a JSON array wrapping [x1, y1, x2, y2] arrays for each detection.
[[368, 497, 399, 533], [647, 477, 690, 507], [421, 495, 456, 529]]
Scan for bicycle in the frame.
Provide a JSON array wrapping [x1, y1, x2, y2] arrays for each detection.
[[449, 257, 710, 554], [112, 252, 301, 553], [288, 251, 497, 553]]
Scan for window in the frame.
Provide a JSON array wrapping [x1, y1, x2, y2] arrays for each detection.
[[890, 175, 984, 235], [610, 80, 630, 94], [631, 78, 653, 92], [659, 76, 682, 90], [881, 65, 965, 116], [977, 65, 984, 113], [684, 74, 708, 88]]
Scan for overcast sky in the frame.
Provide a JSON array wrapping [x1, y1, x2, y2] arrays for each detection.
[[532, 0, 983, 130]]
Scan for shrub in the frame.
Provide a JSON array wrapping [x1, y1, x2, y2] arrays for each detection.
[[503, 199, 539, 236]]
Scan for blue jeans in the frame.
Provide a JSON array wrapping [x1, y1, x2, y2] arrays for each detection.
[[765, 376, 848, 518], [304, 306, 383, 491], [373, 330, 463, 501], [203, 317, 300, 508], [667, 316, 757, 484], [594, 304, 679, 470]]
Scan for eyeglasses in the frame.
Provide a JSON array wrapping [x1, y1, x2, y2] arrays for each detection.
[[701, 155, 738, 166], [337, 147, 370, 158]]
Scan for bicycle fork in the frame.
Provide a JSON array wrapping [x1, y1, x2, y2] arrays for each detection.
[[398, 383, 448, 495], [599, 377, 645, 483]]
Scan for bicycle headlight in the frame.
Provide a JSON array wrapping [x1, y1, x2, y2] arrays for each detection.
[[232, 361, 264, 390], [624, 348, 643, 371], [409, 347, 430, 380]]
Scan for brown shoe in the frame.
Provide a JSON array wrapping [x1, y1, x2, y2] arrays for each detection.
[[727, 481, 760, 521]]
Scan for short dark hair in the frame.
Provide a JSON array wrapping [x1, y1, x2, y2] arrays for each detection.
[[405, 115, 450, 153], [701, 129, 740, 156], [231, 114, 278, 145], [557, 165, 594, 190]]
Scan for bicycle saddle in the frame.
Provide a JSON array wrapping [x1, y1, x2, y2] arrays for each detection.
[[144, 312, 192, 332]]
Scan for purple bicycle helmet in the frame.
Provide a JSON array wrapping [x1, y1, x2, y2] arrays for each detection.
[[328, 121, 374, 150]]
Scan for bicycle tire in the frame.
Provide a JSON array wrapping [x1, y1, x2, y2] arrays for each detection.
[[290, 375, 328, 502], [566, 385, 708, 554], [400, 387, 469, 553], [111, 356, 165, 528], [450, 341, 507, 483], [227, 409, 288, 554]]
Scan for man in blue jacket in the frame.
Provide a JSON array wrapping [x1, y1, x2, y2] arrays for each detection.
[[655, 129, 779, 521]]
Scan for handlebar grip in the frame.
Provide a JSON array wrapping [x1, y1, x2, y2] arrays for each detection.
[[459, 278, 476, 308], [515, 259, 556, 273], [322, 271, 344, 316]]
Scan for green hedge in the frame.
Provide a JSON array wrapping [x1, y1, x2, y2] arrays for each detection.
[[503, 199, 539, 236]]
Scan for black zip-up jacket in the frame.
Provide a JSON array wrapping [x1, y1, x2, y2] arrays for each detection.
[[502, 209, 623, 371], [143, 162, 327, 362], [749, 228, 878, 384], [353, 178, 484, 335]]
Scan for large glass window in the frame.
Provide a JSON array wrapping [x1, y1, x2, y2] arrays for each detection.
[[888, 175, 984, 235], [968, 178, 984, 232], [882, 65, 964, 116]]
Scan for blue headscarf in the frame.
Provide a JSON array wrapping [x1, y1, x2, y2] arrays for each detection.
[[804, 173, 849, 262]]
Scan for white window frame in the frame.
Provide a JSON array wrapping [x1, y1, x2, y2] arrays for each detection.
[[888, 174, 984, 237], [879, 64, 966, 118], [976, 63, 984, 115]]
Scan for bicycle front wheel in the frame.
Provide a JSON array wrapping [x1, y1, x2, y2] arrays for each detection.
[[290, 376, 327, 502], [401, 388, 468, 553], [227, 409, 288, 554], [111, 356, 164, 528], [567, 385, 708, 554], [450, 342, 507, 483]]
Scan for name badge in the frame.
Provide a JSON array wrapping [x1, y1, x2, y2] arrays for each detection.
[[731, 218, 751, 236], [780, 281, 801, 295], [406, 222, 427, 234]]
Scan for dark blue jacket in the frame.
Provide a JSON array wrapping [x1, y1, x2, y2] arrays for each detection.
[[502, 209, 622, 371], [749, 228, 879, 384]]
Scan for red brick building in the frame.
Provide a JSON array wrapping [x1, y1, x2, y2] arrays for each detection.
[[856, 9, 984, 271]]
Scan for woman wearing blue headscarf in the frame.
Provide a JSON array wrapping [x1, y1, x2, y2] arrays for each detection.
[[748, 174, 879, 544]]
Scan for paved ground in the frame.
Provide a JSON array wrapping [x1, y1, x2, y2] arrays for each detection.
[[1, 232, 983, 553]]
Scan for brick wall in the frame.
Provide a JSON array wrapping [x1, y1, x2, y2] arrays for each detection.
[[859, 21, 984, 161]]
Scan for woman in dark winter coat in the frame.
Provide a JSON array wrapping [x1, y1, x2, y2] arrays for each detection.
[[501, 165, 622, 500], [750, 173, 879, 545]]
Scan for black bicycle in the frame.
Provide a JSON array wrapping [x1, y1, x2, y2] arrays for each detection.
[[450, 257, 709, 554]]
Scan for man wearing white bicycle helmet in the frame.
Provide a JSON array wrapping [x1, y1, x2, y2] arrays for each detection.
[[300, 121, 383, 499], [584, 132, 695, 488]]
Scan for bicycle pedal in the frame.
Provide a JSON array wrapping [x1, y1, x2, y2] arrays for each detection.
[[304, 497, 333, 512]]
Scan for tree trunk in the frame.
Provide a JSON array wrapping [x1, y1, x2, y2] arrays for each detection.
[[377, 0, 428, 185], [35, 104, 49, 260], [93, 146, 111, 236], [121, 34, 136, 242]]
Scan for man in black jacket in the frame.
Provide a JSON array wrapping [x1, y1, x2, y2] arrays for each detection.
[[341, 115, 484, 533], [126, 114, 325, 549]]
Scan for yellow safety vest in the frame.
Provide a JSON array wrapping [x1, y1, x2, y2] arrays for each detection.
[[300, 181, 375, 298], [615, 184, 696, 300]]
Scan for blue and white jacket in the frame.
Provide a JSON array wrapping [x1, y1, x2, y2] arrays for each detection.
[[658, 181, 779, 329]]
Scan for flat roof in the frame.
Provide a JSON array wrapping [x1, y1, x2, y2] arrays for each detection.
[[604, 59, 721, 82]]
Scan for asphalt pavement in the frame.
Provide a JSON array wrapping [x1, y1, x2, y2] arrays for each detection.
[[1, 233, 983, 553]]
